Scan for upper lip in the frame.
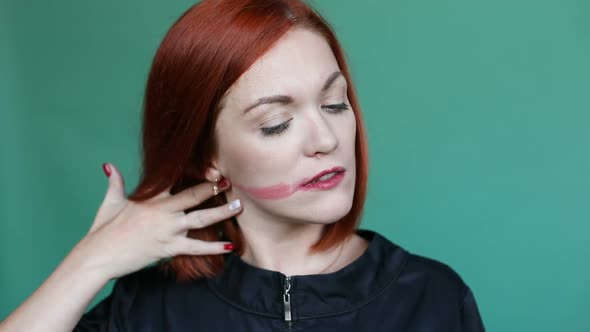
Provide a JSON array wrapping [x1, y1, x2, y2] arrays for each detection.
[[299, 166, 346, 186]]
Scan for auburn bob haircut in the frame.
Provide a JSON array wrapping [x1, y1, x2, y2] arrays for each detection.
[[128, 0, 369, 280]]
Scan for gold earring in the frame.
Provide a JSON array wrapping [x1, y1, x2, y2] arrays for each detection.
[[212, 178, 219, 195]]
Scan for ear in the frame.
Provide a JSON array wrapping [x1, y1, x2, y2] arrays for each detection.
[[204, 163, 223, 183]]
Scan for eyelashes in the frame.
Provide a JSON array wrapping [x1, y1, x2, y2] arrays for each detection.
[[259, 103, 350, 137], [260, 118, 293, 137]]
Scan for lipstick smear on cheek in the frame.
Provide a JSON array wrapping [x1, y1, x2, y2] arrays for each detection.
[[233, 182, 295, 200]]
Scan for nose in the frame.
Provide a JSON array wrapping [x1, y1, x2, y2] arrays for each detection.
[[303, 108, 339, 158]]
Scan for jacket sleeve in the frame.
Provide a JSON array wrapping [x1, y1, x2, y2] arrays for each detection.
[[460, 287, 486, 332], [73, 273, 138, 332]]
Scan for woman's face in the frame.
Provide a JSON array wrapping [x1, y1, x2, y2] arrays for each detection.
[[211, 28, 357, 226]]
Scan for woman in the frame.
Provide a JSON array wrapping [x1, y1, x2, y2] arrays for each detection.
[[0, 0, 485, 331]]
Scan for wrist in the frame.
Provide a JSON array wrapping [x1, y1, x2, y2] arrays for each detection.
[[61, 238, 115, 284]]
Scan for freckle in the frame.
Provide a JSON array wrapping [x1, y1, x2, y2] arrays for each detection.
[[234, 182, 294, 200]]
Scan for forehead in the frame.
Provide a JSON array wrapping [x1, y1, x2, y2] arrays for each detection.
[[223, 28, 341, 106]]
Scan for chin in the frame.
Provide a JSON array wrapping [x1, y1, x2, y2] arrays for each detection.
[[300, 192, 354, 224]]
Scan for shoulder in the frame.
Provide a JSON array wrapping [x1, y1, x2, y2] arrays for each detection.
[[116, 263, 175, 285], [112, 263, 208, 298], [103, 262, 213, 317], [76, 265, 211, 330], [374, 232, 471, 306], [104, 265, 174, 311], [404, 251, 468, 292], [373, 232, 486, 330]]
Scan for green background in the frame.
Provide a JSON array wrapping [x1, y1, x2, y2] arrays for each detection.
[[1, 0, 589, 330]]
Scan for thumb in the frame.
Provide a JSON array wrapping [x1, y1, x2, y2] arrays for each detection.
[[90, 163, 127, 233], [102, 162, 126, 204]]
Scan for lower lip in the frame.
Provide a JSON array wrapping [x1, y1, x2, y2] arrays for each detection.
[[298, 171, 345, 191]]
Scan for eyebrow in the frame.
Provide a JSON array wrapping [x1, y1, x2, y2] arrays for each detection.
[[242, 71, 344, 115]]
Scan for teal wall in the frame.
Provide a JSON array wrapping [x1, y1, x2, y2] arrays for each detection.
[[1, 1, 589, 330]]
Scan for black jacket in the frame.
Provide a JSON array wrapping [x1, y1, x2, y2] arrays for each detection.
[[75, 229, 485, 331]]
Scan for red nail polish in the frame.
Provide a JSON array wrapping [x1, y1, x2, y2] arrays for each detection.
[[102, 163, 112, 177], [224, 243, 235, 250], [219, 178, 229, 188]]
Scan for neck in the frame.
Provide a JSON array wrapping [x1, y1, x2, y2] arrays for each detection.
[[238, 223, 344, 276], [234, 208, 360, 276], [225, 190, 369, 276]]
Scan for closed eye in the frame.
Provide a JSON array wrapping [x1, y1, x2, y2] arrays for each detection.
[[259, 103, 350, 138], [322, 102, 350, 113], [260, 118, 293, 137]]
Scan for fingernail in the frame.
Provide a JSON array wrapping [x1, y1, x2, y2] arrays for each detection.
[[228, 199, 241, 211], [102, 163, 111, 177], [224, 243, 235, 250], [219, 178, 230, 188]]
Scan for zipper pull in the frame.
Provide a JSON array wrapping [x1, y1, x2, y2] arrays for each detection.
[[283, 276, 292, 321]]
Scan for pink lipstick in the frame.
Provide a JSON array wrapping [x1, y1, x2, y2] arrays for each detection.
[[297, 167, 346, 191], [233, 166, 346, 200], [234, 182, 293, 200]]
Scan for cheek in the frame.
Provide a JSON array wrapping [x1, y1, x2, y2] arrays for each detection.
[[219, 139, 262, 177], [339, 111, 357, 148], [235, 182, 295, 200], [222, 143, 299, 200], [218, 136, 295, 186]]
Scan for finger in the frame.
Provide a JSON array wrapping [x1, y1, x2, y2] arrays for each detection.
[[177, 199, 242, 231], [172, 238, 234, 256], [153, 185, 173, 201], [159, 179, 230, 212], [102, 163, 126, 204], [91, 163, 127, 232]]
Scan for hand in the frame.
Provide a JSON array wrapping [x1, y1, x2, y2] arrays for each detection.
[[73, 163, 241, 280]]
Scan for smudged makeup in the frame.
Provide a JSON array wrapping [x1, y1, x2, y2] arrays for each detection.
[[233, 166, 347, 200]]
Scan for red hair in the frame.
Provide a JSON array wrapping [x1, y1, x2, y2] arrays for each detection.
[[128, 0, 369, 280]]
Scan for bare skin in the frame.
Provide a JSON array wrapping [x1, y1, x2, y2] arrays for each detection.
[[0, 164, 241, 332]]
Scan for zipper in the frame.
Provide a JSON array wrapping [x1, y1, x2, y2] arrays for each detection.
[[283, 276, 292, 321], [283, 275, 293, 330]]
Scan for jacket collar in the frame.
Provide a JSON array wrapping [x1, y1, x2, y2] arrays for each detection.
[[206, 229, 408, 320]]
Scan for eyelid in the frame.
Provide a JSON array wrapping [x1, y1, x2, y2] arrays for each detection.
[[259, 117, 293, 137], [258, 114, 291, 130], [322, 102, 350, 112], [259, 103, 348, 128], [256, 102, 349, 138]]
